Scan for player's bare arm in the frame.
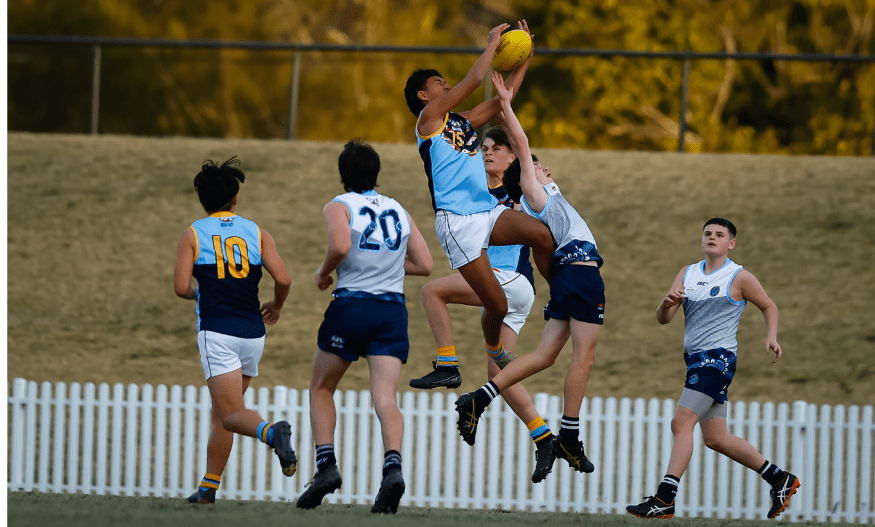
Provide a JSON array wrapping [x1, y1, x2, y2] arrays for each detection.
[[417, 23, 508, 137], [734, 269, 782, 361], [404, 213, 434, 277], [173, 227, 197, 300], [259, 229, 291, 325], [492, 71, 548, 212], [656, 267, 688, 325], [315, 201, 352, 291], [465, 20, 535, 128]]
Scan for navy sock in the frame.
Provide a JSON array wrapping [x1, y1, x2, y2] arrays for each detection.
[[474, 381, 500, 410], [655, 474, 680, 503], [315, 444, 336, 473], [758, 461, 786, 486], [382, 450, 402, 478], [558, 415, 579, 444]]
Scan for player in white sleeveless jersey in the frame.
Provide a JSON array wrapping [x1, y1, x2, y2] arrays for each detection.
[[296, 140, 432, 514], [174, 157, 295, 504], [456, 72, 605, 473], [627, 218, 799, 520]]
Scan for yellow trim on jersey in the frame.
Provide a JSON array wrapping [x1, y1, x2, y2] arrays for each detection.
[[417, 112, 450, 140], [189, 225, 199, 259], [209, 211, 236, 218]]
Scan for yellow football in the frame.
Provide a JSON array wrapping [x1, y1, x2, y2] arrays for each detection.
[[492, 30, 532, 71]]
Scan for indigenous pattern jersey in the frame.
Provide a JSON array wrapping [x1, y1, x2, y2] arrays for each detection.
[[331, 190, 411, 304], [486, 185, 535, 287], [190, 212, 265, 338], [416, 111, 498, 215], [681, 259, 746, 356], [521, 181, 603, 268]]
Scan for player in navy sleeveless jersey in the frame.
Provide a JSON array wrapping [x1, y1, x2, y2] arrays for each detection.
[[403, 21, 556, 377], [627, 218, 799, 520], [174, 157, 295, 504], [456, 72, 605, 475], [296, 140, 432, 514]]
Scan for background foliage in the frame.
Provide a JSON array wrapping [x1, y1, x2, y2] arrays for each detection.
[[7, 0, 874, 154]]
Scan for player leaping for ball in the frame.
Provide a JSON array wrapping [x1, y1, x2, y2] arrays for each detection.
[[454, 71, 605, 474], [403, 21, 556, 382]]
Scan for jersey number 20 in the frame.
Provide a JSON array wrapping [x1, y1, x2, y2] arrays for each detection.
[[358, 207, 402, 251]]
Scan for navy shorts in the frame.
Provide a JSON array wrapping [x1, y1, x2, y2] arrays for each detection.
[[317, 297, 409, 363], [543, 264, 605, 324]]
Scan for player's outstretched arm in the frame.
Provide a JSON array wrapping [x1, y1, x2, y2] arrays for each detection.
[[656, 267, 687, 325], [466, 20, 534, 129], [315, 201, 352, 291], [404, 212, 433, 277], [492, 70, 547, 212], [173, 228, 198, 300], [418, 23, 508, 136], [737, 269, 782, 361], [259, 229, 291, 324]]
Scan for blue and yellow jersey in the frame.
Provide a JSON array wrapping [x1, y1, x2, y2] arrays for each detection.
[[416, 111, 497, 215], [486, 184, 535, 288], [190, 212, 265, 338]]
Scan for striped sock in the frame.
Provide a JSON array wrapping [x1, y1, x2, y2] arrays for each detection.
[[758, 461, 786, 486], [315, 444, 336, 473], [256, 421, 274, 445], [558, 415, 579, 443], [436, 345, 459, 368], [655, 474, 680, 503], [382, 450, 402, 477], [527, 416, 552, 444], [485, 341, 504, 358], [199, 472, 221, 492], [474, 380, 501, 409], [255, 421, 273, 445]]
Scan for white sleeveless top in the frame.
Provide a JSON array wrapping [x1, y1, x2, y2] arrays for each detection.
[[332, 190, 411, 299], [681, 259, 746, 355], [520, 182, 602, 267]]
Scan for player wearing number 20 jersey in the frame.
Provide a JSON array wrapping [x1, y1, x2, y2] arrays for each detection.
[[190, 212, 265, 339], [331, 190, 410, 299]]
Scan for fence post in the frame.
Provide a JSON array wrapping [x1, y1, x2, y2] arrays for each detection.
[[677, 58, 690, 152], [91, 44, 101, 135], [288, 51, 301, 140]]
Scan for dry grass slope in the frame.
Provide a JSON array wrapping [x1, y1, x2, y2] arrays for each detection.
[[7, 132, 875, 406]]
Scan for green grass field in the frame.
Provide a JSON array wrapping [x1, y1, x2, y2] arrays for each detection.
[[6, 132, 875, 406], [8, 491, 862, 527]]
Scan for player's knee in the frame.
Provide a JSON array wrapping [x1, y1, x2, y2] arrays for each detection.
[[671, 414, 694, 435], [702, 431, 729, 452]]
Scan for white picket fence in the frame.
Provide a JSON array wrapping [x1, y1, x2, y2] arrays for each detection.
[[6, 377, 874, 522]]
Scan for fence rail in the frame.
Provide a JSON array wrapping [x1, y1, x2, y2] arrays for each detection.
[[6, 378, 875, 522], [8, 34, 875, 152]]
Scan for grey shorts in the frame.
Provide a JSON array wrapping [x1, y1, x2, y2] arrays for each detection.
[[677, 387, 728, 421]]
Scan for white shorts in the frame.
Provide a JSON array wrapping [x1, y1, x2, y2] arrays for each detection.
[[435, 206, 507, 270], [480, 269, 535, 335], [198, 330, 265, 380]]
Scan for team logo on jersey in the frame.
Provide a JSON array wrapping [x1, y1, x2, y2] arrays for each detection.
[[710, 286, 720, 296], [442, 117, 479, 156], [688, 374, 699, 385], [219, 217, 234, 227]]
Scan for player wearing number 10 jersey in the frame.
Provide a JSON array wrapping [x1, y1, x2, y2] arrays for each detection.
[[174, 156, 296, 504], [298, 140, 432, 514]]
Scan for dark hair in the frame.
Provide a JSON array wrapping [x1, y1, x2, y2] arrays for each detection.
[[483, 126, 512, 151], [502, 153, 539, 204], [703, 217, 737, 238], [193, 156, 245, 212], [404, 69, 442, 116], [338, 139, 380, 193]]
